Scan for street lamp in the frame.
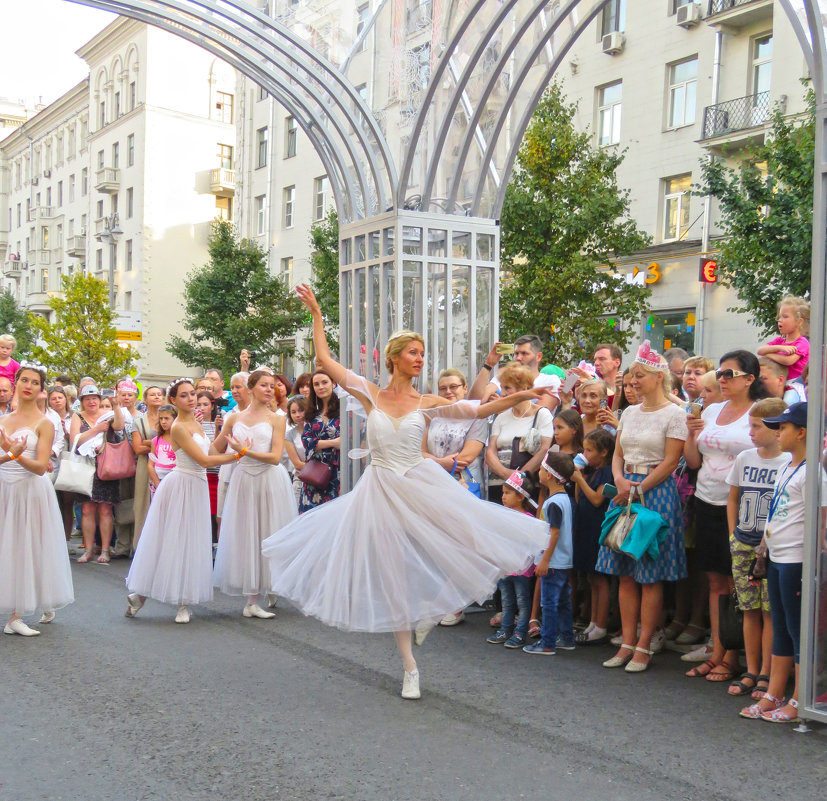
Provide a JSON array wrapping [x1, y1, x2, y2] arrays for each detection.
[[95, 212, 122, 309]]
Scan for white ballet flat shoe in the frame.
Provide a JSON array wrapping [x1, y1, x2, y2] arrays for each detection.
[[414, 621, 435, 646], [38, 611, 55, 624], [125, 593, 145, 618], [175, 606, 191, 624], [243, 603, 275, 619], [401, 669, 421, 700], [4, 619, 40, 636]]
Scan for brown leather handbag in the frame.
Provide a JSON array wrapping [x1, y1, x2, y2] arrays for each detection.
[[297, 457, 333, 490], [97, 437, 137, 481]]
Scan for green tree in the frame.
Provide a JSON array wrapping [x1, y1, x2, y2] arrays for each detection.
[[166, 219, 305, 376], [697, 93, 814, 334], [0, 289, 35, 357], [30, 273, 138, 385], [500, 84, 652, 365], [309, 209, 340, 353]]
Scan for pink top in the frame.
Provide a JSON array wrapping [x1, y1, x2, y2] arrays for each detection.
[[151, 435, 177, 469], [766, 335, 809, 381], [0, 357, 20, 387]]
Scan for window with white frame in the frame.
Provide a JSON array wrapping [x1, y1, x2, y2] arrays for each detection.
[[313, 176, 330, 221], [662, 175, 691, 241], [597, 82, 622, 147], [96, 249, 102, 272], [752, 34, 772, 97], [112, 142, 119, 169], [258, 84, 268, 101], [127, 187, 134, 218], [668, 58, 698, 128], [256, 127, 268, 168], [81, 168, 88, 196], [97, 150, 104, 169], [126, 239, 133, 271], [125, 291, 132, 311], [129, 81, 136, 111], [56, 224, 63, 248], [57, 181, 63, 207], [41, 269, 48, 292], [255, 195, 266, 235], [356, 4, 370, 51], [69, 174, 75, 202], [284, 116, 297, 158], [215, 91, 234, 124], [283, 186, 295, 228], [68, 126, 76, 156], [280, 256, 293, 281], [601, 0, 625, 36], [114, 91, 120, 119], [217, 143, 233, 169], [41, 226, 49, 249], [127, 134, 135, 167]]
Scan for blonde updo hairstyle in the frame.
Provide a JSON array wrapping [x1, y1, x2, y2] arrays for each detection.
[[385, 330, 425, 373], [497, 361, 535, 391]]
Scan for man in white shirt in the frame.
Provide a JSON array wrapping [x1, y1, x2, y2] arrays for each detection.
[[593, 343, 622, 400]]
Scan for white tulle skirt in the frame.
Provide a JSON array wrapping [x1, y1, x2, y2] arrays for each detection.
[[0, 471, 74, 616], [126, 469, 213, 605], [213, 463, 297, 596], [261, 459, 549, 633]]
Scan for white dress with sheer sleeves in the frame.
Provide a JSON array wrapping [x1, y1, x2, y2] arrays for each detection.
[[261, 372, 549, 633], [213, 420, 297, 596], [126, 433, 214, 605], [0, 427, 74, 616]]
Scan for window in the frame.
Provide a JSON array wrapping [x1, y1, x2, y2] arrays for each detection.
[[255, 195, 266, 235], [69, 174, 76, 202], [256, 127, 268, 168], [68, 126, 76, 156], [644, 308, 696, 353], [57, 181, 63, 207], [56, 135, 64, 164], [16, 203, 21, 227], [127, 134, 135, 167], [258, 84, 268, 101], [44, 143, 52, 171], [215, 91, 234, 124], [81, 168, 88, 196], [356, 83, 368, 102], [111, 194, 119, 215], [97, 150, 105, 169], [600, 0, 625, 36], [41, 226, 49, 249], [127, 187, 134, 218], [217, 143, 233, 169], [41, 269, 48, 293], [597, 82, 622, 146], [280, 256, 293, 279], [109, 242, 117, 273], [96, 200, 104, 219], [410, 44, 431, 91], [313, 176, 330, 221], [668, 58, 697, 128], [356, 4, 370, 51], [68, 219, 74, 238], [46, 187, 52, 206], [114, 92, 121, 119], [129, 81, 136, 111], [284, 116, 297, 158], [283, 186, 295, 228], [124, 291, 132, 311], [99, 100, 106, 128], [126, 239, 133, 271], [112, 142, 120, 169], [752, 34, 772, 97], [81, 119, 88, 147], [663, 175, 691, 241], [81, 214, 87, 234], [56, 224, 63, 248], [96, 249, 103, 272], [216, 196, 232, 221]]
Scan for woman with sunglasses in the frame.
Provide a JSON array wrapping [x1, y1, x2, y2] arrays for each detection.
[[683, 350, 768, 682]]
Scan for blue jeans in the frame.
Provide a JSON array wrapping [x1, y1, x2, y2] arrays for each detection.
[[498, 575, 532, 637], [767, 559, 803, 662], [540, 568, 573, 649]]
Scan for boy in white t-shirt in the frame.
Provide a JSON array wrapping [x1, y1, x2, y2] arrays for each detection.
[[725, 398, 790, 699], [740, 402, 827, 724]]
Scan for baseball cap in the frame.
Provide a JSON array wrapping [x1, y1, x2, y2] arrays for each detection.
[[79, 385, 101, 398], [763, 401, 807, 429]]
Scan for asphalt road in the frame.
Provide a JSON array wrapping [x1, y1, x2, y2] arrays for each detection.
[[2, 560, 825, 801]]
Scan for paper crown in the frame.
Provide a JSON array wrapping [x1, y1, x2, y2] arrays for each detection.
[[504, 470, 538, 509], [577, 360, 597, 377], [634, 340, 668, 371]]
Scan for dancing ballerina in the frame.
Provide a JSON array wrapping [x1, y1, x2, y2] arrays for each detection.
[[0, 364, 74, 636], [125, 379, 247, 624], [213, 370, 297, 618], [262, 285, 551, 699]]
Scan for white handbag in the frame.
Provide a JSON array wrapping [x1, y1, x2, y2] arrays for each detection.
[[54, 436, 96, 497], [603, 485, 644, 553]]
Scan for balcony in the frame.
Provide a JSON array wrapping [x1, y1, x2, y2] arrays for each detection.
[[26, 290, 52, 314], [32, 249, 52, 266], [66, 234, 87, 258], [27, 205, 55, 222], [209, 168, 235, 196], [706, 0, 772, 28], [701, 91, 771, 148], [2, 259, 24, 278], [94, 167, 120, 193]]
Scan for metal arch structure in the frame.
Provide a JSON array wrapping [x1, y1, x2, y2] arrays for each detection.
[[66, 0, 397, 223]]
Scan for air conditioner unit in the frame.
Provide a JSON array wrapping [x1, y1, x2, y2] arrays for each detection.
[[602, 32, 625, 55], [677, 3, 702, 28]]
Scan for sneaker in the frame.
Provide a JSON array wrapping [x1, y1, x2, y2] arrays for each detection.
[[680, 638, 714, 663], [439, 612, 466, 627], [556, 639, 576, 651], [523, 641, 556, 655], [486, 629, 510, 645], [503, 633, 526, 649]]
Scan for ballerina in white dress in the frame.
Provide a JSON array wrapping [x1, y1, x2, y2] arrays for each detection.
[[0, 364, 74, 636], [213, 370, 297, 618], [125, 379, 246, 624], [261, 285, 552, 699]]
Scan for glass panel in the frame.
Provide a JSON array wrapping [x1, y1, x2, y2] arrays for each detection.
[[428, 262, 447, 390], [368, 264, 381, 382], [343, 270, 353, 368], [384, 262, 396, 349], [643, 308, 696, 353], [356, 267, 367, 376], [355, 234, 366, 263], [383, 227, 395, 256], [402, 260, 423, 334], [476, 233, 495, 262], [452, 230, 471, 259], [341, 238, 352, 266], [368, 230, 380, 259], [476, 268, 493, 372], [452, 266, 471, 379], [428, 229, 447, 257], [402, 226, 422, 255]]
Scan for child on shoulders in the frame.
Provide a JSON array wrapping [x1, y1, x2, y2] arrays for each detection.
[[757, 296, 809, 382]]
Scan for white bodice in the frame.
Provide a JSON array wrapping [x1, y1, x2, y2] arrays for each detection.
[[233, 420, 276, 476], [175, 433, 209, 478], [0, 427, 38, 482], [366, 409, 426, 476]]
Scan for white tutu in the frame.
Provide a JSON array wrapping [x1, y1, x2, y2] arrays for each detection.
[[0, 428, 74, 616], [214, 421, 298, 596], [262, 394, 549, 633], [126, 435, 213, 605]]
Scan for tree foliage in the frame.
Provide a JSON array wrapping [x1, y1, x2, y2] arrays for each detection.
[[309, 209, 340, 354], [30, 273, 137, 385], [697, 93, 814, 334], [166, 220, 305, 376], [500, 84, 652, 365], [0, 289, 35, 357]]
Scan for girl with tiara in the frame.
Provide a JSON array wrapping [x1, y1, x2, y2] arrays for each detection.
[[262, 285, 551, 700], [125, 378, 246, 624], [213, 370, 297, 618], [0, 363, 74, 635]]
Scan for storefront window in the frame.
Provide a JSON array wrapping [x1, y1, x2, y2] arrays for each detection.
[[643, 308, 696, 353]]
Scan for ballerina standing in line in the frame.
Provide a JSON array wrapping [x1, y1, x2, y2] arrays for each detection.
[[213, 370, 297, 618], [0, 364, 74, 636], [125, 378, 246, 624], [262, 285, 552, 700]]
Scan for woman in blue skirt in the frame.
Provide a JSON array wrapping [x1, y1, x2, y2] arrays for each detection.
[[596, 341, 688, 673]]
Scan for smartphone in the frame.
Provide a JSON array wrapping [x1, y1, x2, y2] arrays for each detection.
[[599, 398, 608, 410], [691, 402, 703, 418], [495, 343, 515, 356], [562, 372, 579, 394], [602, 484, 618, 499]]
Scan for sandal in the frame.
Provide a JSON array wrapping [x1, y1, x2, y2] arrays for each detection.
[[740, 693, 784, 720], [686, 659, 717, 678], [728, 672, 758, 696], [528, 619, 541, 639], [663, 619, 687, 641], [674, 623, 707, 645], [489, 612, 503, 628], [706, 659, 739, 682], [763, 698, 799, 723], [97, 549, 111, 564], [77, 550, 94, 563], [751, 674, 770, 700]]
